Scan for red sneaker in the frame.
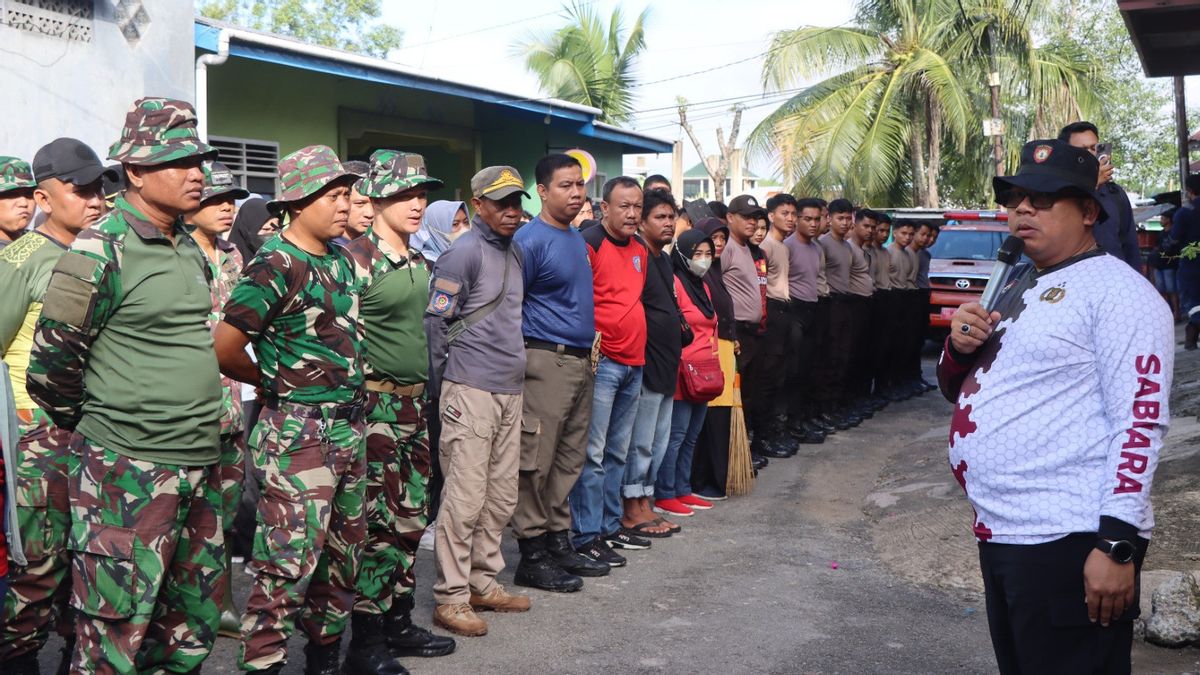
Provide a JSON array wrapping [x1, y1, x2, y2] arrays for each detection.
[[653, 498, 694, 517], [677, 494, 714, 510]]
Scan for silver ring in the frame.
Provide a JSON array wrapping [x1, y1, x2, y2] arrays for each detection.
[[960, 323, 971, 334]]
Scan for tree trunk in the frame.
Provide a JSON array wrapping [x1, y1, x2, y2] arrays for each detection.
[[926, 100, 942, 209], [909, 107, 928, 207]]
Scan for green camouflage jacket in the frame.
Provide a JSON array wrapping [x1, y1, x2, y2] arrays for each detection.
[[222, 236, 363, 406], [204, 238, 244, 434]]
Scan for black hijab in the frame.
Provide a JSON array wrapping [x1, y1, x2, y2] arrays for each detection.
[[695, 217, 737, 340], [672, 229, 715, 319], [229, 197, 272, 260]]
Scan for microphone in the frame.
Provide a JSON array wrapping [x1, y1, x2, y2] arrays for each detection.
[[979, 235, 1025, 313]]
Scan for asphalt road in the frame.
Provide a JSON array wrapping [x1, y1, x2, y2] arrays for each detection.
[[36, 353, 1200, 674]]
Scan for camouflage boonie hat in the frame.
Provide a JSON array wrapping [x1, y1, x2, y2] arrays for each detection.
[[108, 97, 217, 166], [266, 144, 361, 212], [0, 157, 36, 194], [358, 150, 444, 199], [201, 161, 250, 203]]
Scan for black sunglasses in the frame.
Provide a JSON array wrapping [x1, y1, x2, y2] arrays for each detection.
[[997, 188, 1081, 210]]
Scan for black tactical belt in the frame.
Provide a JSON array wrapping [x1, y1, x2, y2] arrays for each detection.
[[524, 338, 590, 359]]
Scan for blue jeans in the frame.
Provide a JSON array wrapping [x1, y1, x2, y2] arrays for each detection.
[[623, 386, 673, 500], [570, 358, 642, 547], [656, 401, 708, 499]]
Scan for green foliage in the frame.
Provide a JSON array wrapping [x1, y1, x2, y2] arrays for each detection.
[[1042, 0, 1175, 196], [198, 0, 403, 59], [513, 1, 649, 124], [750, 0, 1118, 207]]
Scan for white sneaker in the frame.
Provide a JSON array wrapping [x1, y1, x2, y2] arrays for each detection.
[[419, 522, 436, 551]]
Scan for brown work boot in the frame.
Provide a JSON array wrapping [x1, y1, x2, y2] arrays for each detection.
[[469, 584, 532, 613], [432, 602, 487, 637]]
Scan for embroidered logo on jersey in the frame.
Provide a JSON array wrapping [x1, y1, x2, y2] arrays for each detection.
[[632, 255, 642, 273], [1033, 145, 1053, 163], [1039, 286, 1066, 303]]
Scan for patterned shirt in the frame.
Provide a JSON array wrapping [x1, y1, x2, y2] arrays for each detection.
[[198, 236, 244, 434], [222, 235, 363, 406], [938, 251, 1173, 544]]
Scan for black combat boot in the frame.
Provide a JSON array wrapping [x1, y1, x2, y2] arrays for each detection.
[[384, 595, 456, 657], [343, 614, 409, 675], [56, 635, 75, 675], [1186, 323, 1198, 350], [513, 535, 584, 593], [545, 530, 609, 577], [302, 637, 343, 675]]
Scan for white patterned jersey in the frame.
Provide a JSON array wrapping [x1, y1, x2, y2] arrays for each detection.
[[938, 250, 1174, 545]]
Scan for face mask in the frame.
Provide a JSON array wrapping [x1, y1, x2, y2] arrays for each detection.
[[448, 228, 469, 243], [687, 257, 712, 277]]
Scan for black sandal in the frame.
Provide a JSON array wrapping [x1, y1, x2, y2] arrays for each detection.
[[652, 517, 682, 534], [627, 521, 673, 538]]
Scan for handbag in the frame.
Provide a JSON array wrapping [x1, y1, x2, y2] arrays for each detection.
[[679, 353, 724, 403]]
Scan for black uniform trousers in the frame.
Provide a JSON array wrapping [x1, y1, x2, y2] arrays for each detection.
[[763, 298, 792, 424], [888, 289, 920, 386], [845, 294, 873, 399], [979, 534, 1146, 675], [816, 294, 856, 408], [735, 322, 771, 452], [869, 291, 895, 392], [906, 288, 932, 380], [785, 299, 818, 421]]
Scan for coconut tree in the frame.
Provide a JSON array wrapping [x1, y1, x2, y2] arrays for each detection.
[[748, 0, 1103, 207], [513, 1, 649, 125]]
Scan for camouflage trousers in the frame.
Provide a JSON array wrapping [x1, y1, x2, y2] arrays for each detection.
[[67, 435, 225, 675], [219, 430, 246, 532], [353, 389, 431, 615], [239, 407, 366, 671], [0, 408, 74, 661]]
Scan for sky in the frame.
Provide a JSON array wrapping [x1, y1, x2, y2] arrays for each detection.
[[379, 0, 1199, 181], [380, 0, 857, 177]]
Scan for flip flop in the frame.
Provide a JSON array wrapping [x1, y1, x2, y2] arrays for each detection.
[[653, 517, 682, 534], [628, 520, 673, 538]]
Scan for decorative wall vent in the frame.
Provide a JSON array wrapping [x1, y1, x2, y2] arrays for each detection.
[[1, 0, 94, 42]]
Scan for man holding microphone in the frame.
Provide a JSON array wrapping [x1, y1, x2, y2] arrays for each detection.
[[939, 139, 1173, 675]]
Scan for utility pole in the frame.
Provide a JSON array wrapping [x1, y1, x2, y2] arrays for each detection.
[[1174, 76, 1189, 192], [987, 25, 1004, 178]]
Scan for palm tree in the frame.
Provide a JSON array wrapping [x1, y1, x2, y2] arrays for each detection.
[[748, 0, 1103, 207], [513, 2, 649, 125]]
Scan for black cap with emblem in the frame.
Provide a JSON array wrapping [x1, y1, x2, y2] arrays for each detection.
[[727, 194, 767, 219], [992, 139, 1106, 219], [33, 137, 120, 186]]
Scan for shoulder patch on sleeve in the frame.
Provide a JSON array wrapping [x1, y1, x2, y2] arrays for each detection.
[[433, 278, 461, 294], [41, 253, 101, 328], [427, 288, 457, 316]]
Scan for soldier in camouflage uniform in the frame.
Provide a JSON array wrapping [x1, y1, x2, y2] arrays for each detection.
[[214, 145, 406, 675], [345, 151, 455, 661], [186, 161, 251, 637], [25, 98, 226, 675], [0, 138, 116, 674], [0, 157, 36, 249]]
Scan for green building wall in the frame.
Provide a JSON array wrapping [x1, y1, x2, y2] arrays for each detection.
[[204, 56, 628, 214]]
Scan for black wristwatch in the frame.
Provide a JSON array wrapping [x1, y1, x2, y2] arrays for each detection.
[[1096, 539, 1136, 564]]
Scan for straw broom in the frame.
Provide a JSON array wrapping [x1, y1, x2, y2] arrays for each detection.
[[726, 373, 755, 495]]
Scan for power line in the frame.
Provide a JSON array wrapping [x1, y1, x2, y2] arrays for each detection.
[[627, 87, 808, 116]]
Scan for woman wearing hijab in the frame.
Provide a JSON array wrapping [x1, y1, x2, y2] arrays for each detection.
[[689, 217, 741, 500], [227, 197, 277, 261], [412, 200, 468, 262], [654, 230, 720, 517]]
